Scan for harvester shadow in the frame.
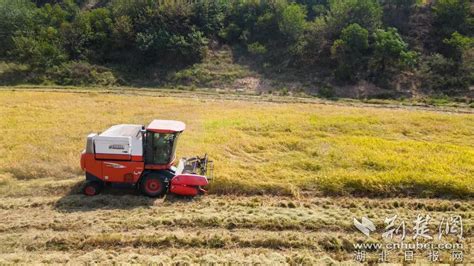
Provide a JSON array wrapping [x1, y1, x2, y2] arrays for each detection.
[[54, 181, 196, 213]]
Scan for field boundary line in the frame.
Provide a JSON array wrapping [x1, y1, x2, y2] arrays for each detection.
[[1, 86, 473, 114]]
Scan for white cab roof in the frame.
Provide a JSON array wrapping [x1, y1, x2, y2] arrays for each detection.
[[100, 124, 142, 137]]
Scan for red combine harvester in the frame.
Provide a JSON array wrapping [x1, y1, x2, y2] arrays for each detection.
[[80, 120, 212, 197]]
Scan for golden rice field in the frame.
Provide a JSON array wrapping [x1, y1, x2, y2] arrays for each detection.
[[0, 88, 473, 198], [0, 88, 473, 264]]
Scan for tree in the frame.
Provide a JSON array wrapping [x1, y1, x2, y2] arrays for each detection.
[[325, 0, 382, 37], [369, 27, 417, 85], [7, 2, 69, 69], [295, 0, 328, 19], [36, 3, 68, 28], [299, 15, 331, 67], [61, 11, 92, 60], [405, 3, 434, 52], [381, 0, 417, 37], [0, 0, 470, 94], [84, 8, 114, 61], [303, 0, 381, 68], [433, 0, 472, 37], [420, 53, 471, 95], [11, 30, 67, 70], [192, 0, 229, 37], [111, 15, 134, 49], [330, 23, 369, 82], [443, 32, 474, 61], [432, 0, 473, 57], [0, 0, 36, 56], [420, 32, 473, 95], [60, 8, 114, 62], [132, 1, 208, 64], [279, 3, 307, 40]]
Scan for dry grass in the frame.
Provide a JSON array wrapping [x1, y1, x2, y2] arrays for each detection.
[[0, 89, 473, 198]]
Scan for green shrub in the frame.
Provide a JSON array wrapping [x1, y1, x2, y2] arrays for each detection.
[[279, 3, 307, 40], [0, 0, 36, 56], [318, 86, 336, 98], [47, 62, 119, 86], [11, 33, 67, 70], [325, 0, 382, 33], [331, 23, 369, 82], [368, 27, 418, 87], [420, 54, 470, 95], [247, 42, 267, 55], [0, 0, 472, 94], [432, 0, 472, 58]]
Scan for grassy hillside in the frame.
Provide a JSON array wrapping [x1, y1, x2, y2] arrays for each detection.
[[0, 88, 473, 198], [1, 0, 472, 96]]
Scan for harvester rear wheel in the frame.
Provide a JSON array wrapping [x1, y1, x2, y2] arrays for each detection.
[[141, 174, 167, 197], [83, 181, 101, 196]]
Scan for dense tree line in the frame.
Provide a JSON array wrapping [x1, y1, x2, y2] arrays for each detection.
[[0, 0, 472, 95]]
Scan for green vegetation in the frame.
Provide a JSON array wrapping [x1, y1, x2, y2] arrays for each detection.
[[0, 0, 472, 96]]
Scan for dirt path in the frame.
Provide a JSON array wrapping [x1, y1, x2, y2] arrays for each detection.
[[2, 86, 473, 114], [0, 180, 472, 264]]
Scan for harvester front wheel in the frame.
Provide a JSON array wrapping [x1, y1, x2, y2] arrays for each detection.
[[141, 175, 167, 197], [83, 181, 101, 196]]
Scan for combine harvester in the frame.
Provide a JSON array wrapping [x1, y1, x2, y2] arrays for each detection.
[[80, 120, 212, 197]]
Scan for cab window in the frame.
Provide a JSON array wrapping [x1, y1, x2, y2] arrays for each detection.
[[145, 132, 179, 164]]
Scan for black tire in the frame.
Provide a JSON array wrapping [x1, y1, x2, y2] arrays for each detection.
[[83, 181, 102, 196], [140, 174, 167, 197]]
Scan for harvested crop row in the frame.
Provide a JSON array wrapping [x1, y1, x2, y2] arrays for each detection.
[[0, 194, 472, 263]]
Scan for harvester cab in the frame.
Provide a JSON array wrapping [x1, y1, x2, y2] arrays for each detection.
[[143, 120, 183, 167], [80, 120, 212, 197]]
